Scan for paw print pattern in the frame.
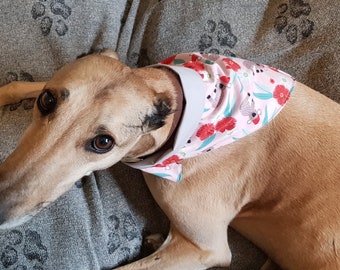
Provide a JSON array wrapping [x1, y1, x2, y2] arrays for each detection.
[[23, 231, 48, 264], [1, 246, 18, 268], [4, 71, 35, 111], [275, 0, 314, 44], [198, 20, 237, 57], [106, 212, 141, 264], [6, 71, 34, 84], [31, 0, 72, 36], [1, 230, 48, 269]]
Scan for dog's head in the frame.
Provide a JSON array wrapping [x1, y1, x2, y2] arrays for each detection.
[[0, 50, 181, 227]]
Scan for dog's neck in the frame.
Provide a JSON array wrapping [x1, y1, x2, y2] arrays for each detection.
[[145, 67, 184, 157], [160, 67, 184, 143], [123, 67, 184, 162]]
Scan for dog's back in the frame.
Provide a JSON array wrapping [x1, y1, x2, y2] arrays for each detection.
[[230, 82, 340, 269]]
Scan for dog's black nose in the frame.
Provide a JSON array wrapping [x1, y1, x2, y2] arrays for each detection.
[[0, 191, 12, 226], [0, 203, 17, 228], [0, 208, 6, 226]]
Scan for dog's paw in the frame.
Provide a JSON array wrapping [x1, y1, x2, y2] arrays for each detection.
[[1, 72, 36, 110], [144, 233, 165, 251]]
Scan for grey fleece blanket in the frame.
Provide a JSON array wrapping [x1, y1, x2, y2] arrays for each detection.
[[0, 0, 339, 269]]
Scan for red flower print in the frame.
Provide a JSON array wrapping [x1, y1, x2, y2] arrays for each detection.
[[183, 61, 205, 72], [220, 75, 230, 84], [191, 54, 200, 62], [196, 123, 215, 140], [216, 117, 236, 132], [160, 55, 177, 65], [156, 155, 181, 167], [222, 58, 241, 72], [274, 85, 290, 105]]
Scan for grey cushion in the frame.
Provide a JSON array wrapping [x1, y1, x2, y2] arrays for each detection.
[[0, 0, 339, 269]]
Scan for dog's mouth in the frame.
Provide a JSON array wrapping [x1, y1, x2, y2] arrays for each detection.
[[0, 201, 47, 229], [0, 210, 36, 229]]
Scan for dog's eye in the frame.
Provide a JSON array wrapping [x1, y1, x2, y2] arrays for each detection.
[[37, 90, 57, 115], [90, 135, 115, 154]]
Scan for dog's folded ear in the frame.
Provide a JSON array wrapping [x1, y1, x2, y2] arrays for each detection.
[[99, 49, 119, 60], [77, 49, 119, 60], [142, 96, 172, 132]]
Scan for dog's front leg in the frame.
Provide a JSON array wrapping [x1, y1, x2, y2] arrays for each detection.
[[0, 81, 45, 106], [115, 171, 234, 270], [115, 225, 227, 270]]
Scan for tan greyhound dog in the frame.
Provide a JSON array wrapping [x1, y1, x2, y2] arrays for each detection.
[[0, 50, 339, 270]]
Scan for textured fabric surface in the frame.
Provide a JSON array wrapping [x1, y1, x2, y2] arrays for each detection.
[[0, 0, 339, 269], [126, 0, 339, 101]]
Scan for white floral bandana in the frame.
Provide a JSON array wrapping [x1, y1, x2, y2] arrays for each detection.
[[126, 53, 295, 181]]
